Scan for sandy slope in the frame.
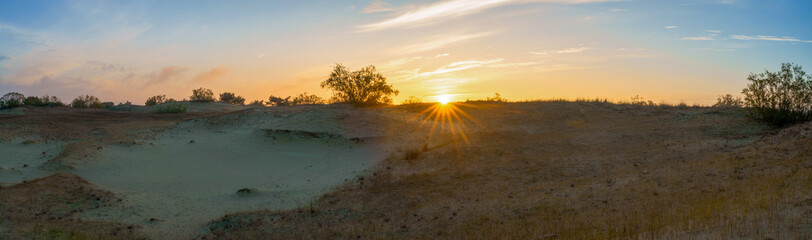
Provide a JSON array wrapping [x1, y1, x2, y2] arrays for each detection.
[[0, 104, 395, 239]]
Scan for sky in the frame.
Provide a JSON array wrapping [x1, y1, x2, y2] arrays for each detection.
[[0, 0, 810, 105]]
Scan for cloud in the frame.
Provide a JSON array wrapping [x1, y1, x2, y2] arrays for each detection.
[[435, 53, 450, 58], [145, 66, 187, 86], [393, 32, 492, 54], [529, 47, 592, 55], [192, 65, 232, 84], [418, 59, 503, 77], [682, 36, 716, 41], [665, 26, 679, 29], [85, 60, 130, 72], [356, 0, 616, 32], [705, 30, 721, 33], [361, 1, 395, 13], [730, 35, 812, 43]]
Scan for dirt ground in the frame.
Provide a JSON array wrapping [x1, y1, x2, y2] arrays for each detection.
[[1, 102, 810, 239]]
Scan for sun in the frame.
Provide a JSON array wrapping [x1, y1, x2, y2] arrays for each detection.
[[437, 95, 452, 105]]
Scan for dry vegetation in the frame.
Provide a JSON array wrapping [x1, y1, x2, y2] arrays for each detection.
[[1, 101, 810, 239], [199, 101, 811, 239], [0, 172, 145, 239]]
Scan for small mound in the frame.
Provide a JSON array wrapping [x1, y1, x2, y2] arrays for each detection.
[[0, 172, 144, 239]]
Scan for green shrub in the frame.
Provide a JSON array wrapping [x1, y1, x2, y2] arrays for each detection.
[[0, 92, 25, 109], [219, 92, 245, 105], [742, 63, 812, 126], [40, 95, 64, 106], [145, 95, 167, 106], [190, 88, 216, 102], [70, 95, 103, 108], [153, 103, 188, 113], [23, 96, 45, 106]]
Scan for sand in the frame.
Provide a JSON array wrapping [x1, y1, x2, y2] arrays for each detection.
[[1, 105, 392, 239]]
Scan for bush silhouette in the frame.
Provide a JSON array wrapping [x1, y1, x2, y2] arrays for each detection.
[[267, 95, 292, 106], [23, 96, 45, 106], [71, 95, 103, 108], [219, 92, 245, 105], [321, 64, 398, 105], [190, 88, 216, 102], [248, 100, 265, 106], [40, 95, 64, 106], [145, 95, 167, 106], [742, 63, 812, 126], [0, 92, 25, 109], [713, 94, 743, 108], [291, 92, 324, 105]]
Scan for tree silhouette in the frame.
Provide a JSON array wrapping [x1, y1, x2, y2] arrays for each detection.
[[190, 88, 216, 102], [321, 64, 398, 105], [219, 92, 245, 105]]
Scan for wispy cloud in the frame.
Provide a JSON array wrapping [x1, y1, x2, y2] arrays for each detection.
[[730, 35, 812, 43], [529, 47, 592, 55], [144, 66, 187, 86], [361, 0, 395, 13], [356, 0, 616, 32], [418, 59, 503, 77], [609, 8, 628, 12], [192, 65, 232, 84], [85, 60, 130, 72], [665, 26, 679, 29], [682, 36, 716, 41], [393, 32, 492, 54]]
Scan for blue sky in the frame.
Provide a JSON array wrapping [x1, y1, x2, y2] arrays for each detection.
[[1, 0, 810, 104]]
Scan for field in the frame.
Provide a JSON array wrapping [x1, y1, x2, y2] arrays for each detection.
[[1, 101, 810, 239]]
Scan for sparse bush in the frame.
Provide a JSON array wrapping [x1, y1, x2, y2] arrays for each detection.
[[742, 63, 812, 126], [145, 95, 167, 106], [321, 64, 399, 105], [402, 96, 422, 105], [190, 88, 216, 102], [291, 92, 324, 105], [23, 96, 45, 106], [153, 103, 188, 113], [40, 95, 64, 106], [713, 94, 743, 108], [70, 95, 103, 108], [248, 100, 264, 106], [268, 95, 291, 107], [0, 92, 25, 109], [219, 92, 245, 105]]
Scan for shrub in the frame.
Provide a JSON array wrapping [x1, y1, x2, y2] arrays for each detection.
[[742, 63, 812, 126], [40, 95, 64, 106], [70, 95, 103, 108], [101, 102, 115, 109], [153, 103, 188, 113], [145, 95, 167, 106], [23, 96, 45, 106], [321, 64, 399, 105], [291, 92, 324, 105], [402, 96, 423, 105], [190, 88, 216, 102], [268, 95, 291, 106], [219, 92, 245, 105], [466, 93, 508, 103], [0, 92, 25, 109], [248, 100, 265, 106], [713, 94, 743, 108]]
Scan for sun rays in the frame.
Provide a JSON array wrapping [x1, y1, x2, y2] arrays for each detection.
[[414, 102, 479, 158]]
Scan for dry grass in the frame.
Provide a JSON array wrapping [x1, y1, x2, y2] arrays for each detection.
[[199, 101, 811, 239], [0, 172, 145, 239]]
